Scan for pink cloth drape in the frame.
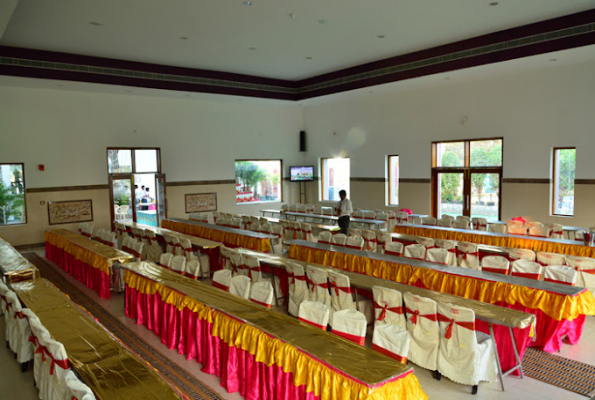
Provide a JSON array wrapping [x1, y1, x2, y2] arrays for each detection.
[[45, 243, 111, 298], [125, 286, 319, 400]]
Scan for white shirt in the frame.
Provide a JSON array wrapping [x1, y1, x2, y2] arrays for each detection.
[[336, 198, 353, 217]]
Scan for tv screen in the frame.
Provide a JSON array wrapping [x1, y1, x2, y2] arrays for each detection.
[[290, 166, 314, 182]]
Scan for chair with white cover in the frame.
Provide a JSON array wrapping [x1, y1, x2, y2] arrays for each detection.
[[456, 215, 471, 223], [364, 210, 376, 220], [104, 231, 116, 248], [416, 236, 435, 249], [7, 296, 35, 365], [250, 222, 261, 232], [289, 221, 302, 239], [437, 218, 453, 227], [346, 235, 364, 250], [435, 239, 457, 261], [229, 275, 251, 299], [384, 242, 404, 257], [453, 219, 471, 230], [28, 318, 52, 397], [0, 281, 8, 316], [179, 238, 193, 260], [396, 211, 409, 224], [287, 262, 309, 317], [332, 309, 367, 345], [331, 233, 347, 247], [372, 324, 411, 363], [348, 227, 363, 237], [488, 223, 507, 234], [322, 207, 333, 216], [472, 217, 488, 231], [4, 291, 24, 355], [185, 259, 202, 280], [311, 205, 322, 215], [281, 204, 289, 212], [421, 217, 437, 226], [351, 210, 365, 228], [241, 215, 252, 230], [544, 265, 577, 285], [212, 211, 220, 223], [249, 281, 274, 307], [230, 218, 242, 229], [170, 255, 186, 275], [327, 270, 357, 313], [296, 204, 308, 214], [529, 225, 551, 238], [132, 240, 145, 261], [403, 292, 440, 373], [404, 244, 426, 260], [386, 211, 397, 230], [506, 247, 536, 262], [298, 301, 330, 330], [306, 265, 331, 309], [147, 242, 163, 264], [301, 223, 313, 241], [65, 369, 97, 400], [507, 224, 527, 236], [511, 259, 543, 280], [525, 221, 543, 229], [120, 235, 132, 253], [212, 270, 232, 292], [159, 252, 174, 269], [457, 242, 480, 269], [18, 308, 37, 365], [436, 303, 497, 394], [373, 286, 406, 327], [259, 217, 269, 225], [318, 230, 333, 245], [375, 231, 391, 253], [374, 212, 389, 231], [567, 256, 595, 294], [46, 338, 73, 400], [288, 204, 298, 212], [537, 251, 566, 267], [411, 217, 422, 225], [426, 248, 453, 265], [546, 223, 564, 239], [481, 256, 510, 275], [229, 249, 248, 277], [164, 234, 178, 254]]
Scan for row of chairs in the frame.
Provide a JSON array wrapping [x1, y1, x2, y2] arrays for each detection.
[[188, 212, 209, 223], [92, 229, 116, 247], [210, 270, 276, 307], [157, 253, 203, 279], [0, 282, 96, 399]]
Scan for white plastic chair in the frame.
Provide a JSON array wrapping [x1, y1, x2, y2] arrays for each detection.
[[212, 270, 232, 292], [544, 265, 577, 286], [511, 259, 543, 280], [372, 324, 411, 363], [457, 242, 479, 269], [481, 256, 510, 275], [250, 281, 274, 307], [229, 275, 251, 299], [332, 309, 367, 345], [346, 235, 364, 250], [403, 292, 440, 372], [298, 301, 330, 330], [306, 265, 331, 309], [287, 262, 309, 317], [385, 242, 404, 257], [404, 244, 426, 260], [436, 303, 497, 393], [372, 286, 406, 327], [537, 252, 566, 267]]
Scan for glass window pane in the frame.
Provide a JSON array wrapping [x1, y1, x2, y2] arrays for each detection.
[[470, 139, 503, 167], [436, 142, 464, 167], [113, 178, 132, 223], [322, 158, 350, 201], [470, 173, 500, 221], [135, 149, 158, 173], [553, 148, 575, 215], [438, 172, 463, 218], [235, 160, 282, 204], [388, 156, 399, 205], [107, 149, 132, 173], [0, 164, 26, 225]]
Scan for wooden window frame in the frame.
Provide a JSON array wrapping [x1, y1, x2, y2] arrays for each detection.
[[0, 162, 27, 226], [320, 157, 350, 202], [235, 159, 284, 204], [551, 147, 576, 217]]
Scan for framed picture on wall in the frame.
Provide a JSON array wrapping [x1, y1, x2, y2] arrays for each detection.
[[185, 193, 217, 213], [48, 199, 93, 225]]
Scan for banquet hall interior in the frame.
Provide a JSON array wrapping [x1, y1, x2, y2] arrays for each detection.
[[1, 1, 595, 400]]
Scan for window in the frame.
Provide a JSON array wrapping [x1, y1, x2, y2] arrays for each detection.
[[0, 163, 26, 225], [321, 158, 350, 201], [431, 138, 502, 221], [235, 160, 282, 204], [552, 147, 575, 216], [387, 155, 399, 205], [107, 148, 160, 174]]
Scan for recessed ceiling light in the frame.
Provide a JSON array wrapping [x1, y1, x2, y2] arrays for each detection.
[[489, 2, 498, 5], [248, 47, 257, 51], [377, 35, 385, 39], [549, 58, 557, 62], [89, 21, 103, 26], [179, 36, 188, 40], [243, 1, 252, 5], [305, 57, 312, 60], [318, 19, 327, 24]]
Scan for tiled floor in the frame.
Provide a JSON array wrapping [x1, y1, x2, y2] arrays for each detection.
[[1, 250, 594, 400]]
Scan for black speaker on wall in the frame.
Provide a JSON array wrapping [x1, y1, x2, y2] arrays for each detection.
[[299, 131, 306, 152]]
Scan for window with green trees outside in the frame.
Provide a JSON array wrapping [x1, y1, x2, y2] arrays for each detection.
[[235, 160, 282, 204], [0, 163, 26, 225], [552, 148, 575, 216]]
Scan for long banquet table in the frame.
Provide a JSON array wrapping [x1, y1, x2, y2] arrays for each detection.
[[0, 235, 40, 283], [12, 278, 184, 400], [45, 229, 134, 298], [119, 220, 222, 271], [236, 248, 535, 384], [123, 261, 428, 400], [393, 223, 595, 258], [287, 240, 595, 354], [162, 218, 275, 253]]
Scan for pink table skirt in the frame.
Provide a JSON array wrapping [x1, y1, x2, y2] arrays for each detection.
[[125, 285, 319, 400], [45, 243, 112, 299]]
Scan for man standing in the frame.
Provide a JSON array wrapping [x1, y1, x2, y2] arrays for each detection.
[[335, 190, 353, 235]]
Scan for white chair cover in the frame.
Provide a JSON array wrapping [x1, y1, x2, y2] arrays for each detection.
[[229, 275, 251, 299], [281, 204, 289, 211], [374, 213, 389, 231], [404, 244, 426, 260], [170, 255, 186, 275], [5, 291, 23, 354], [306, 265, 331, 309], [131, 241, 144, 261], [375, 231, 391, 253], [457, 242, 479, 269], [298, 301, 329, 330], [328, 270, 356, 312], [481, 256, 510, 275], [185, 260, 201, 279], [164, 235, 179, 254], [212, 270, 232, 291], [384, 242, 404, 257], [147, 244, 164, 263], [17, 308, 36, 364], [529, 226, 551, 238], [546, 223, 564, 239], [372, 286, 406, 327], [426, 248, 452, 265], [243, 253, 262, 282], [566, 256, 595, 294], [159, 252, 174, 268], [65, 369, 97, 400], [331, 233, 347, 246], [287, 262, 309, 317], [179, 238, 193, 259], [348, 227, 362, 237], [453, 219, 471, 230], [544, 265, 577, 286], [331, 309, 367, 345], [229, 250, 248, 277], [511, 259, 543, 280], [289, 221, 302, 239], [537, 252, 566, 266], [396, 211, 409, 224], [47, 338, 73, 400], [386, 211, 397, 230], [507, 247, 536, 262], [318, 230, 332, 245], [250, 281, 274, 307], [508, 225, 527, 235], [435, 239, 457, 252], [472, 217, 488, 231], [436, 303, 497, 386], [421, 217, 437, 226], [415, 237, 435, 248], [372, 324, 410, 363], [346, 235, 364, 250], [301, 223, 313, 241], [488, 223, 507, 234], [525, 221, 543, 229], [403, 292, 439, 371], [437, 218, 453, 227], [29, 318, 51, 396]]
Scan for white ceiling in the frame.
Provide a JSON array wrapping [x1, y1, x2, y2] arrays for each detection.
[[1, 0, 595, 80]]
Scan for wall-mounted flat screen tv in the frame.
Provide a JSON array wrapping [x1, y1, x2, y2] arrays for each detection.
[[290, 166, 314, 182]]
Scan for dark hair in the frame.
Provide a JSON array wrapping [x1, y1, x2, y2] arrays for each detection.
[[134, 185, 138, 189], [141, 185, 145, 189], [339, 190, 347, 196], [146, 187, 150, 191]]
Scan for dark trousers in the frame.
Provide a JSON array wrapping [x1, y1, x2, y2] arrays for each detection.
[[338, 216, 350, 235]]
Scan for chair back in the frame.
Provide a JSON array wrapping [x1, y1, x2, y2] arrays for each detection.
[[508, 225, 527, 236], [529, 226, 550, 238], [331, 309, 367, 345], [437, 218, 453, 227], [287, 262, 308, 317], [348, 227, 363, 237], [452, 219, 471, 229], [456, 241, 479, 269], [415, 236, 435, 248], [230, 250, 248, 276], [488, 223, 507, 234], [212, 270, 232, 291], [384, 242, 404, 257], [185, 260, 201, 280], [306, 265, 331, 307], [396, 211, 409, 224], [543, 265, 576, 286], [421, 217, 437, 226], [372, 286, 405, 327], [331, 233, 347, 246], [170, 255, 186, 274], [511, 259, 543, 280], [374, 231, 391, 253], [244, 253, 262, 282], [328, 270, 355, 312], [298, 301, 330, 330], [131, 241, 144, 260], [507, 247, 536, 262], [229, 275, 251, 299], [301, 223, 313, 241], [404, 244, 426, 260], [372, 324, 410, 363], [537, 251, 566, 266], [403, 292, 439, 371], [472, 217, 488, 231], [159, 253, 174, 268], [425, 248, 451, 265], [481, 255, 510, 275], [545, 223, 564, 239], [346, 235, 364, 250], [318, 230, 332, 245], [250, 281, 274, 307]]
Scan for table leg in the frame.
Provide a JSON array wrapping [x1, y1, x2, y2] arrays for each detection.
[[509, 326, 524, 379], [489, 323, 506, 392]]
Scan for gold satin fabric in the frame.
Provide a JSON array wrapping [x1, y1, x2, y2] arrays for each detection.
[[44, 229, 133, 275], [288, 244, 595, 322], [12, 278, 183, 400], [161, 219, 272, 252], [394, 225, 595, 258], [124, 262, 428, 400], [0, 236, 40, 282], [121, 221, 221, 249]]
